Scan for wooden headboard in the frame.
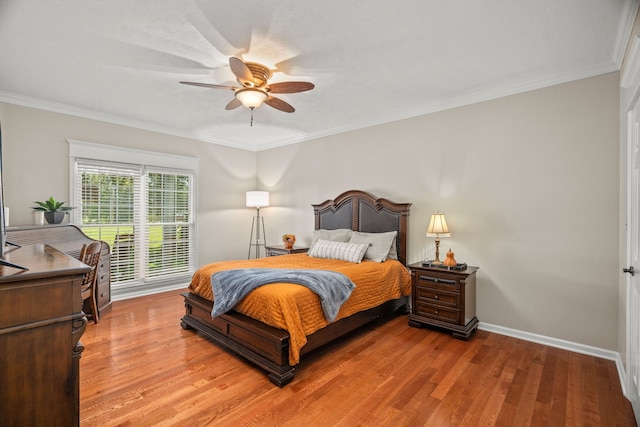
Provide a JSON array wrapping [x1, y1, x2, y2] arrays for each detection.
[[312, 190, 411, 265]]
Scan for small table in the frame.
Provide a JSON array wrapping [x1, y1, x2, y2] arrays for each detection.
[[265, 245, 309, 257], [407, 262, 479, 339]]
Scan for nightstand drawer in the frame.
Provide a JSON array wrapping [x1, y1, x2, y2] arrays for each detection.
[[414, 272, 460, 292], [414, 287, 459, 308], [265, 246, 309, 256], [415, 301, 461, 324]]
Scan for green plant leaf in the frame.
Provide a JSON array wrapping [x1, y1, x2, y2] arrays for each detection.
[[32, 196, 75, 212]]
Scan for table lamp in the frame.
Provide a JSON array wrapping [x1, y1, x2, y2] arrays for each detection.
[[426, 212, 450, 264]]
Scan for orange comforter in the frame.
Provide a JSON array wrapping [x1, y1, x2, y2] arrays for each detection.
[[188, 253, 412, 365]]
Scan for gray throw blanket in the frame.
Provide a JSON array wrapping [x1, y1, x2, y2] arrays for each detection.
[[211, 268, 356, 322]]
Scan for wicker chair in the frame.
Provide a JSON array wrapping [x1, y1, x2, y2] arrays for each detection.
[[79, 242, 102, 324]]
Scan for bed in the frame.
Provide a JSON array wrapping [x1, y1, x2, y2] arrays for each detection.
[[180, 189, 412, 386]]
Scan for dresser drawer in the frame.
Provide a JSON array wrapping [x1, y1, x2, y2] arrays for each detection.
[[415, 301, 461, 324], [414, 271, 461, 292], [414, 286, 459, 308]]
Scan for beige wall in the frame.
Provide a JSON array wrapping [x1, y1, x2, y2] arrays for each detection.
[[0, 103, 257, 265], [0, 71, 621, 352], [258, 72, 621, 351]]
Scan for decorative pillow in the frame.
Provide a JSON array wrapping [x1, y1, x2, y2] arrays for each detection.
[[348, 231, 398, 262], [310, 228, 353, 246], [307, 239, 368, 264], [387, 236, 398, 260]]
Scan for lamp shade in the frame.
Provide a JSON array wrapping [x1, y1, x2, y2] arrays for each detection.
[[235, 88, 268, 109], [426, 212, 450, 237], [246, 191, 269, 208]]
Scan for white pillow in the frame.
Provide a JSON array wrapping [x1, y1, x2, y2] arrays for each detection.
[[310, 228, 353, 246], [307, 239, 368, 264], [348, 231, 397, 262], [387, 236, 398, 260]]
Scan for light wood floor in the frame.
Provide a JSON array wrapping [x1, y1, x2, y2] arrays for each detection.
[[80, 289, 637, 426]]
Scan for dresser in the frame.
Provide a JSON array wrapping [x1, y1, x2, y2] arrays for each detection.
[[7, 224, 112, 318], [407, 263, 479, 339], [0, 244, 90, 426]]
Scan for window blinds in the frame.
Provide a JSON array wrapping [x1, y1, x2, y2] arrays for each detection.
[[73, 159, 195, 289]]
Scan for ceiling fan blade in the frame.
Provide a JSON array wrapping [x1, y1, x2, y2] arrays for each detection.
[[267, 81, 315, 94], [179, 81, 236, 90], [265, 96, 295, 113], [225, 98, 242, 110], [229, 57, 254, 86]]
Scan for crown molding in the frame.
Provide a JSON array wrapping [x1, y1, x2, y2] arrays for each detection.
[[265, 63, 619, 151], [614, 0, 640, 68], [0, 62, 620, 152]]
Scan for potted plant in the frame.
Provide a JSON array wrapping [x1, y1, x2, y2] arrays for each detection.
[[32, 196, 75, 224]]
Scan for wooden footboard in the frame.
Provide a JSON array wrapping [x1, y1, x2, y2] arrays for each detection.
[[181, 291, 408, 386]]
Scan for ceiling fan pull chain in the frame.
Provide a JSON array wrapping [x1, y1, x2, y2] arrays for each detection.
[[250, 107, 254, 126]]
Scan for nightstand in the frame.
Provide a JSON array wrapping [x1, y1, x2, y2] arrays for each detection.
[[265, 245, 309, 257], [407, 262, 479, 340]]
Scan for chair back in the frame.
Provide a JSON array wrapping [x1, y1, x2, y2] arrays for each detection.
[[79, 242, 101, 301]]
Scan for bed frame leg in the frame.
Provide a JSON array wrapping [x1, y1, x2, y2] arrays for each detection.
[[180, 319, 192, 330], [268, 370, 295, 387]]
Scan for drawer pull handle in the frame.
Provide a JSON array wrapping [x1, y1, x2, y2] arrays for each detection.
[[418, 275, 457, 286], [434, 295, 439, 299], [435, 310, 439, 315]]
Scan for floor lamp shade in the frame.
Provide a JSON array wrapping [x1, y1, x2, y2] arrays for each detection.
[[246, 191, 269, 208]]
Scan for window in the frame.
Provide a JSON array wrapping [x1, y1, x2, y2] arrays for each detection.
[[69, 141, 198, 299]]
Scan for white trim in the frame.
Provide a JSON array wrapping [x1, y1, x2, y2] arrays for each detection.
[[257, 63, 620, 151], [0, 58, 622, 152], [621, 35, 640, 91], [621, 15, 640, 421], [69, 143, 199, 296], [625, 105, 637, 407], [0, 90, 215, 147], [479, 322, 628, 397], [68, 139, 199, 171], [615, 0, 640, 68], [111, 281, 189, 301], [621, 36, 640, 114]]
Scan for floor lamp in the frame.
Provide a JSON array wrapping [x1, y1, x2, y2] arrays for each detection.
[[246, 191, 269, 259]]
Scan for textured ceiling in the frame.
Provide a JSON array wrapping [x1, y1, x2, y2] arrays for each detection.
[[0, 1, 635, 151]]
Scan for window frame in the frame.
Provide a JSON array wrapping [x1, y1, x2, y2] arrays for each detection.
[[68, 140, 199, 300]]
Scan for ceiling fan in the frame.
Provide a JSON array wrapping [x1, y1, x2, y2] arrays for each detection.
[[179, 57, 315, 124]]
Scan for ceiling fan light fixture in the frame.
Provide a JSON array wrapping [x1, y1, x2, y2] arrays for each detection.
[[180, 56, 313, 116], [235, 87, 268, 109]]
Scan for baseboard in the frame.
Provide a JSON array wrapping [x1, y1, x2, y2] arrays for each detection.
[[479, 322, 629, 398], [111, 282, 189, 301]]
